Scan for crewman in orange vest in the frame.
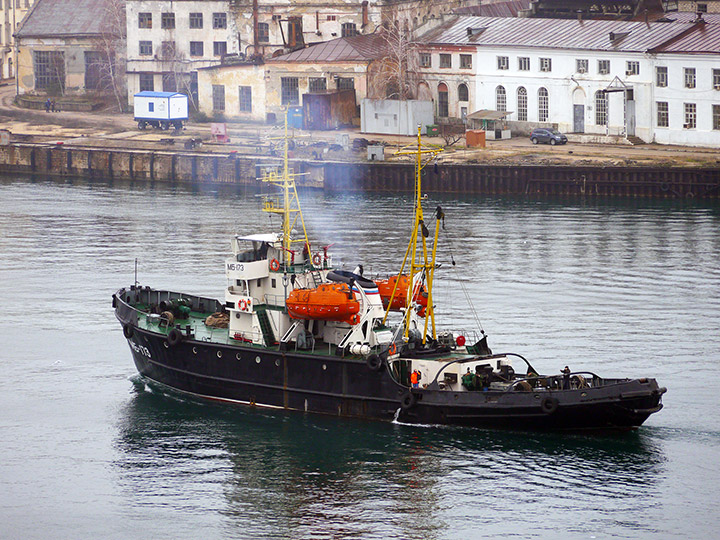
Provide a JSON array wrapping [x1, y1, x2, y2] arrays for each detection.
[[411, 370, 420, 388]]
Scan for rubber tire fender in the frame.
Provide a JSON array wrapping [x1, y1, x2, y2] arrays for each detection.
[[168, 328, 183, 347], [400, 391, 417, 410], [540, 396, 559, 414], [366, 353, 383, 372], [123, 324, 134, 339]]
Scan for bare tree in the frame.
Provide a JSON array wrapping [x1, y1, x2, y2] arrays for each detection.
[[92, 0, 126, 111], [367, 13, 419, 100]]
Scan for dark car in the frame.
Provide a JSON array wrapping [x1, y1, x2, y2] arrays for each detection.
[[530, 128, 568, 145]]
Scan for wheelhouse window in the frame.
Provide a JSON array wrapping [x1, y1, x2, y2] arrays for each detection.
[[281, 77, 299, 105], [538, 87, 549, 122]]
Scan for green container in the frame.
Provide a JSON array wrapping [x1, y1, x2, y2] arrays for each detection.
[[426, 124, 439, 136]]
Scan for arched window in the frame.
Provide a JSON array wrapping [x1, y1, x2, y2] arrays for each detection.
[[538, 87, 549, 122], [595, 90, 608, 125], [496, 85, 506, 112], [517, 87, 527, 122], [438, 83, 448, 117], [458, 83, 468, 102]]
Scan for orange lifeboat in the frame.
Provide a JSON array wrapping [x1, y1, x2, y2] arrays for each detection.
[[376, 274, 429, 315], [286, 283, 360, 324]]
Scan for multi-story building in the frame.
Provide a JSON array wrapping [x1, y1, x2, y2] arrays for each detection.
[[1, 0, 35, 80], [416, 14, 720, 146]]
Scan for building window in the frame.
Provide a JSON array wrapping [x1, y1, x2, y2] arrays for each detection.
[[656, 66, 668, 87], [714, 69, 720, 90], [161, 12, 175, 30], [439, 54, 451, 68], [684, 103, 696, 128], [84, 51, 103, 90], [497, 56, 508, 70], [496, 85, 506, 112], [341, 22, 357, 37], [327, 15, 336, 21], [189, 41, 204, 57], [458, 83, 468, 102], [337, 77, 354, 90], [595, 91, 608, 125], [518, 57, 529, 71], [438, 83, 448, 118], [309, 77, 327, 92], [684, 68, 696, 89], [212, 84, 225, 111], [139, 72, 154, 92], [161, 41, 176, 59], [138, 12, 152, 29], [698, 3, 708, 12], [420, 53, 431, 68], [657, 101, 669, 128], [213, 41, 227, 56], [539, 58, 551, 72], [598, 59, 610, 75], [139, 40, 152, 56], [626, 61, 639, 76], [239, 86, 252, 112], [517, 87, 527, 121], [258, 22, 269, 43], [460, 54, 472, 69], [713, 104, 720, 130], [538, 87, 549, 122], [213, 13, 227, 29], [162, 73, 176, 92], [281, 77, 299, 105], [34, 50, 65, 91], [576, 59, 588, 73], [189, 13, 203, 29]]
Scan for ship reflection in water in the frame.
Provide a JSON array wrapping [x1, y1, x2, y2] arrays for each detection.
[[115, 381, 665, 539]]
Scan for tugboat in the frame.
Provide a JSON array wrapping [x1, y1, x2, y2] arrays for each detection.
[[113, 118, 665, 431]]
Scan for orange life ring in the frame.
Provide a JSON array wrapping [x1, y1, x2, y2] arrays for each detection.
[[389, 343, 397, 356], [238, 299, 246, 311], [270, 258, 280, 271], [312, 253, 322, 266]]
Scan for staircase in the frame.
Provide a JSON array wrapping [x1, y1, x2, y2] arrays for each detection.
[[255, 308, 277, 346], [310, 270, 323, 288], [626, 135, 645, 146]]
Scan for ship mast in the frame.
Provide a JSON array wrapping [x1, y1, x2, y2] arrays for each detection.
[[384, 125, 442, 344], [260, 109, 311, 267]]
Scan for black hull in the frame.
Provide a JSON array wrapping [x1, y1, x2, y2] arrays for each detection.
[[121, 325, 664, 431]]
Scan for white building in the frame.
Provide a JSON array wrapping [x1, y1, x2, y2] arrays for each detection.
[[417, 14, 720, 146]]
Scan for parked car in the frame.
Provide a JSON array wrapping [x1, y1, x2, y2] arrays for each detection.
[[530, 128, 568, 145]]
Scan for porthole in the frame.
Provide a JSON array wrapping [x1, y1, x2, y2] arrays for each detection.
[[275, 359, 280, 367], [322, 364, 327, 370], [255, 356, 261, 364], [534, 394, 541, 400], [581, 392, 588, 397], [193, 347, 198, 355], [217, 350, 223, 358], [235, 313, 240, 319], [236, 353, 242, 360], [163, 341, 169, 348]]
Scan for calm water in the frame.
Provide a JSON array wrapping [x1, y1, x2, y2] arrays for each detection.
[[1, 177, 719, 539]]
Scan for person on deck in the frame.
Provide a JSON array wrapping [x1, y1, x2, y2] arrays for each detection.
[[562, 366, 571, 390], [462, 368, 475, 390], [411, 370, 420, 388]]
